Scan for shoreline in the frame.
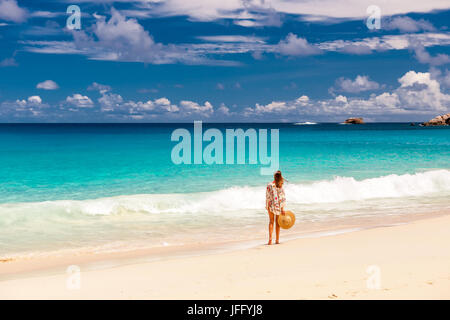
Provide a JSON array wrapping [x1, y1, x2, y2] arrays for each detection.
[[1, 211, 450, 299], [1, 209, 447, 281]]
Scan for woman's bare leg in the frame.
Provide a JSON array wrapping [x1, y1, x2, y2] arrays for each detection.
[[275, 214, 281, 244], [268, 210, 274, 245]]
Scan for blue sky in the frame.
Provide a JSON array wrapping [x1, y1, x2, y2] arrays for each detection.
[[0, 0, 449, 122]]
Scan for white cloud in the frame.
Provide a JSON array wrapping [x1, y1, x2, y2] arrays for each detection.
[[1, 95, 46, 117], [22, 17, 450, 65], [335, 95, 348, 103], [396, 71, 449, 112], [319, 33, 450, 53], [277, 33, 322, 56], [98, 91, 124, 111], [244, 70, 450, 120], [384, 16, 435, 33], [68, 9, 215, 65], [249, 101, 297, 114], [296, 95, 309, 103], [97, 94, 214, 119], [338, 44, 373, 55], [37, 80, 59, 90], [88, 82, 112, 93], [131, 0, 450, 23], [125, 97, 179, 113], [0, 0, 27, 23], [26, 96, 42, 105], [333, 75, 380, 93], [154, 98, 179, 112], [217, 104, 231, 115], [30, 11, 64, 19], [179, 100, 214, 116], [197, 35, 266, 43], [430, 67, 450, 89], [65, 94, 94, 108], [412, 43, 450, 66]]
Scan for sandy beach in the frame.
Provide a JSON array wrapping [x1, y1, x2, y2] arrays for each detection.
[[1, 213, 449, 300]]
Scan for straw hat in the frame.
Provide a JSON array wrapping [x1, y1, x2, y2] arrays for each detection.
[[278, 210, 296, 229]]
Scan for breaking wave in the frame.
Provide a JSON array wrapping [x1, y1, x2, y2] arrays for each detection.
[[0, 170, 449, 222]]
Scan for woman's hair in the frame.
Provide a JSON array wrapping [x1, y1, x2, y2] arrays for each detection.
[[274, 170, 284, 188]]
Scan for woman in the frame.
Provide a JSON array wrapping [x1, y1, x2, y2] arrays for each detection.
[[265, 170, 286, 245]]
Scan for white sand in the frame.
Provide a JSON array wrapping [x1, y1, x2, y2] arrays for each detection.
[[1, 214, 449, 299]]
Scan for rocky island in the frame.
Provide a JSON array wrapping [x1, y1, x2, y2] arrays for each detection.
[[344, 117, 365, 124], [421, 113, 450, 126]]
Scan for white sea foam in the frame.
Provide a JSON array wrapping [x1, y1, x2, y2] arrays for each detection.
[[294, 122, 318, 125], [1, 169, 449, 258], [0, 170, 449, 221]]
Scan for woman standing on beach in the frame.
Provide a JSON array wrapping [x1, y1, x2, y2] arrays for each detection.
[[266, 171, 286, 245]]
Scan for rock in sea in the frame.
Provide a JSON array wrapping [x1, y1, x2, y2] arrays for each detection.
[[344, 117, 365, 124], [421, 113, 450, 126]]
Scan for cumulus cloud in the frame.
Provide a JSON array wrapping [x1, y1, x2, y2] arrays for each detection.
[[411, 43, 450, 66], [98, 91, 124, 112], [332, 75, 380, 93], [1, 95, 47, 118], [125, 97, 180, 114], [88, 82, 112, 93], [99, 95, 214, 120], [246, 100, 299, 115], [384, 16, 435, 33], [296, 95, 309, 103], [68, 9, 216, 65], [244, 70, 450, 120], [396, 70, 449, 112], [430, 67, 450, 89], [24, 96, 42, 105], [179, 100, 214, 116], [41, 81, 218, 119], [36, 80, 59, 90], [0, 0, 27, 23], [276, 33, 322, 56], [90, 86, 214, 118], [2, 68, 448, 122], [65, 94, 94, 108], [6, 95, 42, 107], [217, 104, 231, 116], [335, 95, 348, 103]]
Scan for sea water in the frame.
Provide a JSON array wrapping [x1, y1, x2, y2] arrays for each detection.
[[0, 123, 449, 258]]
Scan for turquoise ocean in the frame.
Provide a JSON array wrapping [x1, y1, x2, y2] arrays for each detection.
[[1, 123, 449, 258]]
